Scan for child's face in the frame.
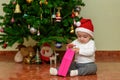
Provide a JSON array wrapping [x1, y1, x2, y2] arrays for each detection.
[[76, 31, 92, 44]]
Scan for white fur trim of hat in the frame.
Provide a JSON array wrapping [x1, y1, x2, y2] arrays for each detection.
[[75, 27, 94, 37]]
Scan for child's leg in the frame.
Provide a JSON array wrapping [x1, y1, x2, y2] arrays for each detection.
[[68, 62, 77, 73], [77, 62, 97, 76], [70, 62, 97, 76]]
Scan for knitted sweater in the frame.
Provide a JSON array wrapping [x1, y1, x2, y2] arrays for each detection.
[[71, 39, 96, 63]]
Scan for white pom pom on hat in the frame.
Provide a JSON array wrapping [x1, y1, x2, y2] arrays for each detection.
[[75, 18, 94, 37]]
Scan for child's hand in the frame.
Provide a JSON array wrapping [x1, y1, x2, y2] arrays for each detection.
[[66, 44, 75, 49], [72, 48, 79, 53]]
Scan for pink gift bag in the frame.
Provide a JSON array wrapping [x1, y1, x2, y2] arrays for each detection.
[[58, 48, 75, 76]]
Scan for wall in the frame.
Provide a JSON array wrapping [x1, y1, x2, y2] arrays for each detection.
[[0, 0, 120, 50], [81, 0, 120, 50]]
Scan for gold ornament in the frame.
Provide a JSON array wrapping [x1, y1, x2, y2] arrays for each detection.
[[39, 0, 48, 6], [14, 3, 21, 13], [24, 57, 31, 64], [26, 0, 33, 3], [44, 0, 48, 5], [70, 25, 74, 33], [56, 7, 62, 22], [29, 52, 34, 58], [39, 1, 42, 5], [57, 7, 62, 16]]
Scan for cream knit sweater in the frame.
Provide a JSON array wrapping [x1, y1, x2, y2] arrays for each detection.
[[71, 39, 96, 63]]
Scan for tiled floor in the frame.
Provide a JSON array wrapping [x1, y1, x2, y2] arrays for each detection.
[[0, 53, 120, 80]]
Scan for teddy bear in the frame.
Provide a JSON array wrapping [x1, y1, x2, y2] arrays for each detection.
[[14, 44, 26, 63], [14, 44, 41, 64], [20, 46, 36, 64]]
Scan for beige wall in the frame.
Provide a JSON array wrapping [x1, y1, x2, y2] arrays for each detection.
[[1, 0, 120, 50], [81, 0, 120, 50]]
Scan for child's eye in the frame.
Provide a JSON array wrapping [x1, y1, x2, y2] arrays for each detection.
[[83, 36, 88, 38]]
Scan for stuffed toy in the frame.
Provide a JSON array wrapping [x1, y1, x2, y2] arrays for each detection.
[[14, 44, 42, 64], [20, 46, 36, 64], [14, 51, 23, 63], [14, 44, 26, 63], [40, 43, 53, 63]]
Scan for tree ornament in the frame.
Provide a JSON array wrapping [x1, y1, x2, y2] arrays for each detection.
[[35, 49, 42, 64], [71, 11, 75, 18], [51, 8, 56, 24], [74, 20, 81, 27], [74, 6, 81, 16], [26, 0, 33, 4], [30, 27, 37, 34], [28, 25, 30, 29], [52, 8, 56, 18], [72, 6, 81, 27], [2, 42, 8, 49], [76, 21, 81, 27], [51, 14, 56, 24], [56, 7, 62, 22], [23, 14, 28, 17], [14, 3, 21, 13], [11, 17, 15, 23], [39, 1, 42, 6], [12, 0, 16, 5], [39, 0, 48, 6], [55, 42, 62, 48], [44, 0, 48, 5], [70, 25, 74, 34], [0, 27, 4, 32], [37, 30, 40, 36], [51, 14, 56, 19]]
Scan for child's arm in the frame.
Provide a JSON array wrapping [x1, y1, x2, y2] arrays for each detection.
[[72, 48, 79, 53], [66, 44, 76, 49], [66, 43, 80, 53]]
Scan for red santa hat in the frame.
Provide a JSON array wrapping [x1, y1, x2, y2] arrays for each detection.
[[75, 18, 94, 37], [42, 43, 51, 47]]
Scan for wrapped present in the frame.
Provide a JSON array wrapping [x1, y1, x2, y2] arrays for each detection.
[[58, 48, 75, 76]]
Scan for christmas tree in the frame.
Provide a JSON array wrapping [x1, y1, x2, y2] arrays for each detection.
[[0, 0, 85, 48]]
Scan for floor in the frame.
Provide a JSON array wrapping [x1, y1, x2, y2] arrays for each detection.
[[0, 53, 120, 80]]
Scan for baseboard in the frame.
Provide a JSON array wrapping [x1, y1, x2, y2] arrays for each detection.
[[0, 50, 120, 62], [0, 51, 17, 55], [95, 51, 120, 62]]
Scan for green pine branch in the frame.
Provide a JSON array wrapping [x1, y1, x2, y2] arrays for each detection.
[[0, 0, 85, 47]]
